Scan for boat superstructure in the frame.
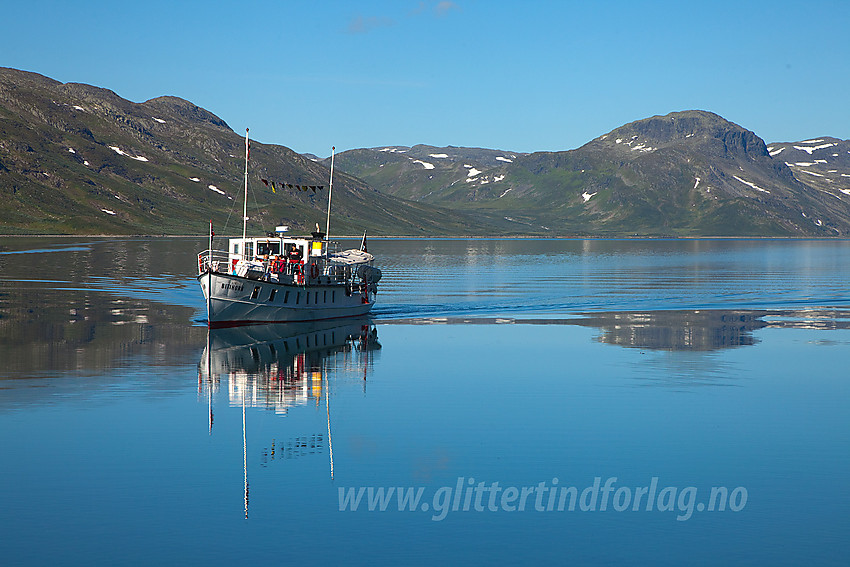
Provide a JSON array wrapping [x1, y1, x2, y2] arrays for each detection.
[[198, 228, 381, 326], [196, 130, 381, 327]]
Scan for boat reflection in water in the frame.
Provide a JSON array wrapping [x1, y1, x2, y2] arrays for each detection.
[[197, 318, 379, 518], [199, 317, 380, 415]]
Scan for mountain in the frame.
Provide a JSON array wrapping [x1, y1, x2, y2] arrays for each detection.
[[330, 145, 526, 203], [508, 111, 850, 235], [3, 67, 849, 237], [0, 68, 497, 236], [337, 111, 850, 236], [765, 137, 850, 202]]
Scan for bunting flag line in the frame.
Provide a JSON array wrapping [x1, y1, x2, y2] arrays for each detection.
[[260, 179, 325, 193]]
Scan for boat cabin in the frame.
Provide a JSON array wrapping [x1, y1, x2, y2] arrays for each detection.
[[229, 236, 324, 264], [200, 226, 377, 289], [223, 228, 327, 281], [227, 225, 322, 262]]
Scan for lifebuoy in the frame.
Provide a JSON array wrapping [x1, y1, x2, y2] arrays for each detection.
[[310, 263, 319, 279]]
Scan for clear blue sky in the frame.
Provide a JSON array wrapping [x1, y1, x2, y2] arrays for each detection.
[[2, 0, 848, 157]]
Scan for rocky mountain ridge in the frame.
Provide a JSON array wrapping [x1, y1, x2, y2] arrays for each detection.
[[2, 67, 849, 236], [334, 111, 850, 236], [0, 67, 493, 236]]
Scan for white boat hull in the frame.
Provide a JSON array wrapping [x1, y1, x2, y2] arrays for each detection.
[[198, 271, 374, 327]]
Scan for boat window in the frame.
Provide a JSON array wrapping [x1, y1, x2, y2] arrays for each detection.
[[251, 286, 260, 300], [258, 242, 280, 256], [268, 289, 276, 302], [233, 243, 239, 255], [296, 292, 300, 304], [284, 291, 290, 303], [315, 292, 320, 304], [323, 290, 327, 303], [306, 292, 310, 305], [332, 291, 336, 303]]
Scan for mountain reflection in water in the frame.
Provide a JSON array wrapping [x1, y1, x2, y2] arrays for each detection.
[[382, 309, 850, 351]]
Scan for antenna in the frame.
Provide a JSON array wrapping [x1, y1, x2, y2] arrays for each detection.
[[242, 128, 250, 258], [325, 146, 335, 240], [207, 220, 213, 327]]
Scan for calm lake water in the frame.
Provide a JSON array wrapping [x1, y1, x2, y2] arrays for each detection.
[[1, 237, 848, 565]]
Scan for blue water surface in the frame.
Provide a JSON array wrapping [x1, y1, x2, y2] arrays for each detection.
[[0, 237, 848, 565]]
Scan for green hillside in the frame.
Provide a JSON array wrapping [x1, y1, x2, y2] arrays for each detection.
[[335, 112, 850, 236], [0, 68, 499, 236], [3, 67, 849, 237]]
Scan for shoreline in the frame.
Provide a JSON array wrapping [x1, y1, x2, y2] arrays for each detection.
[[1, 233, 849, 241]]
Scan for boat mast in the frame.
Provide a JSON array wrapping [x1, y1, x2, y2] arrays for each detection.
[[242, 128, 250, 258], [325, 146, 334, 240], [207, 220, 213, 327]]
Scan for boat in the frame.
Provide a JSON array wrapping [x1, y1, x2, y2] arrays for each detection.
[[197, 130, 382, 327]]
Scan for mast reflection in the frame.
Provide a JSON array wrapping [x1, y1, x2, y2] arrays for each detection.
[[197, 318, 380, 517]]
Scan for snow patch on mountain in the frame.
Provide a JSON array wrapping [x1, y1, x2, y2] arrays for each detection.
[[733, 176, 769, 193], [794, 143, 835, 154], [109, 146, 149, 162]]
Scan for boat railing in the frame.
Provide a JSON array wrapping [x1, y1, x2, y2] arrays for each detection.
[[198, 249, 232, 275], [325, 240, 341, 256], [198, 248, 356, 285]]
